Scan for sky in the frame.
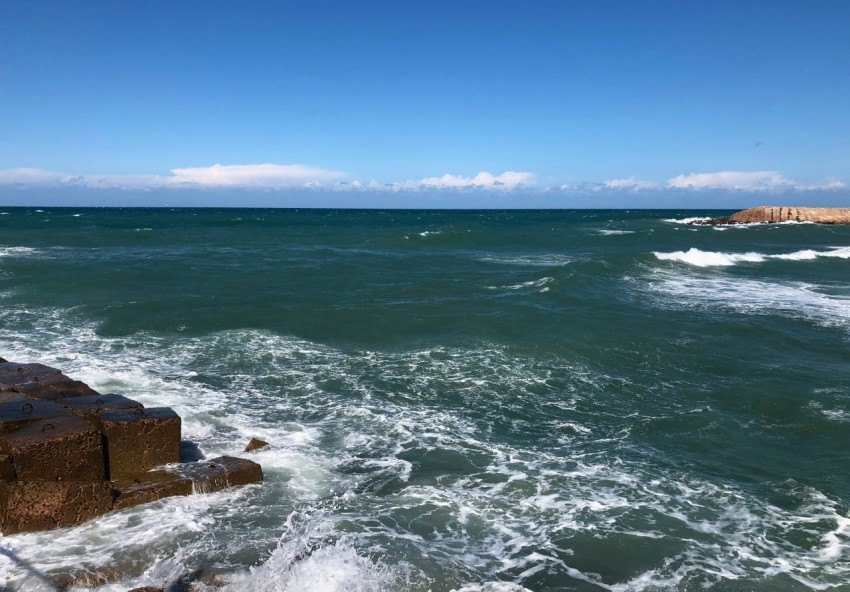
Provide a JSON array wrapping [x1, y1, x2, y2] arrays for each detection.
[[1, 0, 848, 208]]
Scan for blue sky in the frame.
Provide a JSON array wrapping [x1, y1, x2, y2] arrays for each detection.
[[1, 1, 848, 208]]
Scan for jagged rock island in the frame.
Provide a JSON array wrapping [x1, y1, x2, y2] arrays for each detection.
[[0, 357, 263, 535], [693, 206, 850, 225]]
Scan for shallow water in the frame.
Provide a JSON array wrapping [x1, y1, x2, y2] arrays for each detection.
[[1, 208, 849, 591]]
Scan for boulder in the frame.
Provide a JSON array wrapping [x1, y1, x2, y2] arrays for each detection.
[[0, 480, 113, 534], [244, 437, 270, 452], [0, 415, 105, 481], [101, 407, 181, 479]]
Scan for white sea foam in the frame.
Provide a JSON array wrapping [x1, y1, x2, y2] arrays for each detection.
[[595, 229, 635, 236], [644, 271, 850, 331], [2, 307, 850, 590], [418, 230, 442, 237], [0, 246, 41, 258], [476, 254, 574, 267], [654, 246, 850, 267], [661, 216, 712, 224], [486, 277, 554, 291]]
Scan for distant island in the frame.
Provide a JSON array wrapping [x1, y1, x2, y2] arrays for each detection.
[[693, 206, 850, 225]]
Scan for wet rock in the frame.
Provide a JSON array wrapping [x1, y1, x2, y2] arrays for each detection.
[[0, 398, 70, 432], [0, 389, 27, 404], [60, 393, 144, 429], [101, 407, 181, 479], [127, 588, 164, 592], [0, 362, 99, 400], [112, 470, 193, 510], [0, 453, 15, 479], [0, 356, 6, 363], [244, 437, 270, 452], [169, 456, 263, 493], [180, 439, 205, 462], [0, 415, 105, 481], [0, 480, 113, 534]]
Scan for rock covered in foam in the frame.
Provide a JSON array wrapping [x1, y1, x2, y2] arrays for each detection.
[[695, 206, 850, 225]]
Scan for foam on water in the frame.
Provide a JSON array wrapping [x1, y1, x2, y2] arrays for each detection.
[[644, 269, 850, 331], [654, 246, 850, 267], [2, 305, 850, 590], [485, 277, 554, 292], [0, 246, 41, 258], [661, 216, 712, 224], [595, 229, 635, 236], [474, 254, 574, 267]]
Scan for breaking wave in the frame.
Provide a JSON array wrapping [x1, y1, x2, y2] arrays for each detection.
[[653, 246, 850, 267]]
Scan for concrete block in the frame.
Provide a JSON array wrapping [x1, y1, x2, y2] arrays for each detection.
[[112, 470, 193, 510], [173, 456, 263, 493], [0, 453, 14, 480], [101, 407, 181, 479], [0, 416, 105, 481], [0, 362, 98, 400], [0, 399, 70, 432], [0, 480, 113, 534], [59, 393, 143, 429]]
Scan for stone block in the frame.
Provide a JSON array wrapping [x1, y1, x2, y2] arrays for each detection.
[[173, 456, 263, 493], [0, 399, 70, 432], [59, 393, 144, 429], [101, 407, 181, 479], [112, 470, 193, 510], [0, 362, 99, 400], [0, 453, 14, 480], [0, 416, 105, 481], [0, 480, 113, 534]]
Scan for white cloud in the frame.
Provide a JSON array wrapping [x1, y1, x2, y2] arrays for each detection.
[[169, 163, 344, 188], [666, 171, 794, 191], [398, 171, 535, 191], [0, 164, 345, 190], [603, 177, 660, 190]]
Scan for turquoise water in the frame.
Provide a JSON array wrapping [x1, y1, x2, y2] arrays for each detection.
[[1, 207, 849, 591]]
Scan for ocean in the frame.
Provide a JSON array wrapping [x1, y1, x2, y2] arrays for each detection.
[[1, 207, 849, 591]]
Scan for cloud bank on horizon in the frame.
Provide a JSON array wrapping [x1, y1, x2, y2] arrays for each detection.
[[0, 164, 844, 195]]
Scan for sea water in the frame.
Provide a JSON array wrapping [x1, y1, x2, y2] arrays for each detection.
[[0, 208, 849, 591]]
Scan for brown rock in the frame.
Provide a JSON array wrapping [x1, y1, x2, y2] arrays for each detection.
[[244, 437, 270, 452], [112, 470, 193, 510], [0, 398, 70, 432], [697, 206, 850, 226], [0, 453, 15, 480], [0, 480, 113, 534], [101, 407, 181, 479], [60, 393, 144, 429], [0, 415, 105, 481], [0, 362, 99, 400], [172, 456, 263, 493]]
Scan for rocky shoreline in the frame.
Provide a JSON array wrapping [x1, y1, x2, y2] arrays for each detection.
[[692, 206, 850, 225], [0, 357, 263, 539]]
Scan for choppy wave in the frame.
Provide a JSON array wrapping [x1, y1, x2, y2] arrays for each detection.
[[644, 271, 850, 331], [661, 216, 712, 224], [654, 246, 850, 267], [475, 254, 574, 267], [486, 277, 554, 292], [595, 229, 635, 236], [0, 246, 41, 258], [2, 306, 850, 590]]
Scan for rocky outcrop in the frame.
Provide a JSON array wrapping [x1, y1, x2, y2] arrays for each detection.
[[0, 359, 263, 535], [695, 206, 850, 225]]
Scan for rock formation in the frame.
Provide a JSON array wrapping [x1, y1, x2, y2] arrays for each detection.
[[0, 359, 263, 535], [694, 206, 850, 225]]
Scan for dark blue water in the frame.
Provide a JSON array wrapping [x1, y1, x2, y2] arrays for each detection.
[[1, 208, 849, 591]]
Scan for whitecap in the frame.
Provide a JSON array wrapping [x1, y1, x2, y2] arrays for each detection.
[[595, 229, 635, 236], [486, 277, 554, 291], [654, 246, 850, 267], [661, 216, 712, 224]]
